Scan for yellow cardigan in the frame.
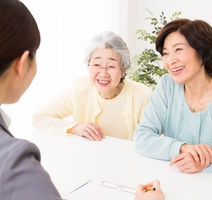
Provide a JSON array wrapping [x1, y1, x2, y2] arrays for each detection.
[[32, 77, 152, 140]]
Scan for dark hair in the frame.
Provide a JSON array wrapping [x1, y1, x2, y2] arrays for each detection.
[[156, 18, 212, 77], [0, 0, 41, 76]]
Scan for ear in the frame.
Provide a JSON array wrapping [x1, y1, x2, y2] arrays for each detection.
[[121, 71, 126, 78], [15, 50, 30, 78]]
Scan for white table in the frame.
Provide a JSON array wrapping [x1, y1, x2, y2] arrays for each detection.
[[23, 130, 212, 200]]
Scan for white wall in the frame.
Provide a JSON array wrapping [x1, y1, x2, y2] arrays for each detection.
[[127, 0, 212, 58], [3, 0, 117, 136], [3, 0, 212, 137]]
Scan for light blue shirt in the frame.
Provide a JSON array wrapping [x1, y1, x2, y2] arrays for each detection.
[[134, 74, 212, 172]]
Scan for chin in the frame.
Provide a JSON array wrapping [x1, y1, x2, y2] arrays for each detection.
[[171, 76, 185, 84], [7, 97, 22, 104]]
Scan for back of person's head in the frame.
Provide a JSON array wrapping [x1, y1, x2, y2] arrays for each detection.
[[156, 18, 212, 77], [84, 31, 130, 73], [0, 0, 41, 77]]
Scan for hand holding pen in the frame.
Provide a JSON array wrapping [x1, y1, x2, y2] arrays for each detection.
[[134, 180, 165, 200]]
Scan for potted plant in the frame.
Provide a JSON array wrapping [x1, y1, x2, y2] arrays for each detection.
[[127, 8, 181, 89]]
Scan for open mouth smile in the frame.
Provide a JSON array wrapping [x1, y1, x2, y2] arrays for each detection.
[[171, 66, 184, 74], [97, 79, 110, 86]]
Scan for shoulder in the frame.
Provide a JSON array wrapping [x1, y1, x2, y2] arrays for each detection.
[[159, 74, 174, 85], [0, 131, 40, 163], [124, 78, 152, 97], [71, 77, 93, 93], [157, 74, 182, 93], [0, 131, 60, 199], [152, 74, 183, 105]]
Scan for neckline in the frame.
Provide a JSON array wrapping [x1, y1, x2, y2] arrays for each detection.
[[98, 84, 126, 103], [182, 84, 212, 114]]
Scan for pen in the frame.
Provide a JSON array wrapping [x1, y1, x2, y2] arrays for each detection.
[[144, 187, 156, 191]]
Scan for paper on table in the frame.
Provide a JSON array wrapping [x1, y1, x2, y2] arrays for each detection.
[[63, 180, 135, 200]]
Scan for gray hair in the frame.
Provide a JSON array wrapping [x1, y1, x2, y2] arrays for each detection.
[[84, 31, 130, 73]]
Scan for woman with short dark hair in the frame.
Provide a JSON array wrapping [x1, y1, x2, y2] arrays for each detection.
[[134, 18, 212, 174]]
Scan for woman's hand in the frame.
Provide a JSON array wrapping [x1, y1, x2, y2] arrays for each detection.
[[170, 144, 212, 173], [135, 180, 165, 200], [67, 122, 105, 141], [170, 152, 203, 173]]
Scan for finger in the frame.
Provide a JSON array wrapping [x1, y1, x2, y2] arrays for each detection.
[[152, 179, 161, 190], [142, 182, 153, 188], [198, 145, 211, 168], [182, 163, 203, 174], [170, 154, 184, 166], [142, 180, 161, 191], [192, 145, 206, 167], [83, 127, 102, 141], [81, 129, 96, 141], [135, 184, 147, 197], [181, 167, 192, 174], [204, 144, 212, 158], [175, 153, 203, 174], [189, 147, 201, 163], [88, 123, 105, 139], [175, 153, 195, 167], [180, 144, 200, 163], [136, 184, 145, 191]]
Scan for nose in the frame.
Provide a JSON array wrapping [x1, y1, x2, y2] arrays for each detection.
[[99, 66, 109, 76], [167, 53, 177, 65]]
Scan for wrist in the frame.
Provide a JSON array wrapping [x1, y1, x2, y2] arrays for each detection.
[[67, 124, 79, 134], [180, 143, 187, 154]]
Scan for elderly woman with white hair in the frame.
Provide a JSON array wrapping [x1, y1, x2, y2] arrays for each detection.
[[32, 31, 152, 141]]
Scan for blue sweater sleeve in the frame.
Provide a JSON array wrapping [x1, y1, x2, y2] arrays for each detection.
[[133, 74, 185, 160], [202, 164, 212, 173]]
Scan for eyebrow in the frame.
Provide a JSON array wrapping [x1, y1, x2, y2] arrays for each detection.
[[93, 57, 119, 62], [163, 42, 186, 50]]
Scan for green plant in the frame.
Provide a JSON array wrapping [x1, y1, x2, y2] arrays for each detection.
[[127, 8, 181, 89]]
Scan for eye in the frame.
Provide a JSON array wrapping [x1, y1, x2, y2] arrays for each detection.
[[162, 52, 168, 56], [176, 48, 183, 52], [93, 63, 100, 67], [108, 66, 115, 69]]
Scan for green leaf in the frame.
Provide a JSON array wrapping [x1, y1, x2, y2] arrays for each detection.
[[128, 8, 181, 89]]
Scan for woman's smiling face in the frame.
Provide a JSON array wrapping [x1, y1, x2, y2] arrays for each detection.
[[162, 31, 203, 84], [88, 48, 125, 98]]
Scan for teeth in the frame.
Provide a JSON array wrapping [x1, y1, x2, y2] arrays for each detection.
[[98, 80, 109, 83], [172, 67, 184, 72]]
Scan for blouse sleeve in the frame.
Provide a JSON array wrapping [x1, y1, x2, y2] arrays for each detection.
[[32, 86, 77, 135], [133, 74, 185, 160]]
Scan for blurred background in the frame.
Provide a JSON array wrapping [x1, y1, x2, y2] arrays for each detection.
[[3, 0, 211, 137]]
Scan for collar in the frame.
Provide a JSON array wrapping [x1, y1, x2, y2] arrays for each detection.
[[0, 107, 11, 128]]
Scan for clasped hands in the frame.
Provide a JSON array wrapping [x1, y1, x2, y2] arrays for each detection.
[[170, 144, 212, 173], [69, 122, 105, 141]]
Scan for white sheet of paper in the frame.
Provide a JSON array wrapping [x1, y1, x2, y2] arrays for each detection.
[[63, 180, 135, 200]]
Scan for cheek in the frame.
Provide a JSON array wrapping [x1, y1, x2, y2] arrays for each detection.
[[162, 58, 169, 69], [88, 70, 98, 84], [31, 59, 37, 77], [111, 72, 123, 83], [88, 69, 96, 79], [34, 65, 37, 77]]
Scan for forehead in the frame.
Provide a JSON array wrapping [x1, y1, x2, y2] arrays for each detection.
[[90, 48, 120, 62], [164, 31, 188, 48]]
